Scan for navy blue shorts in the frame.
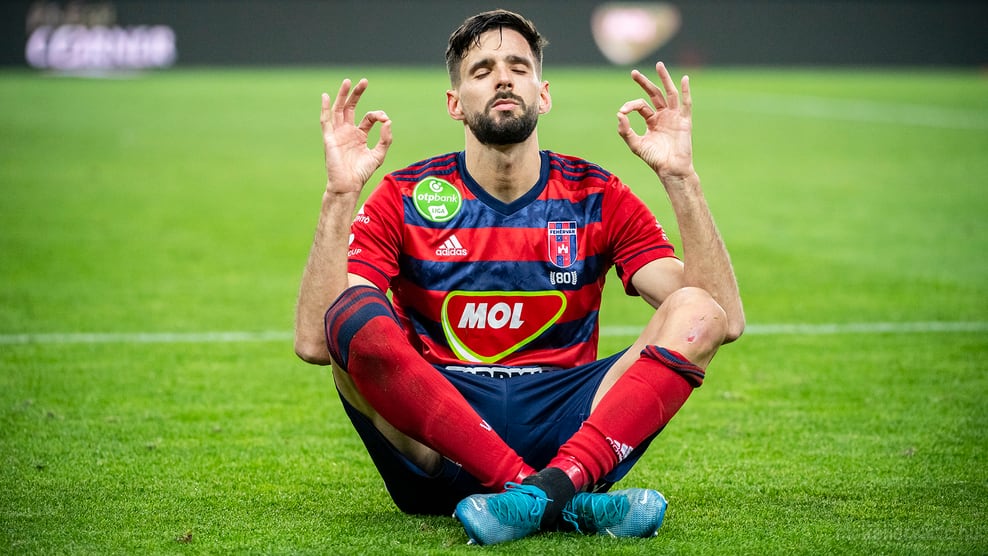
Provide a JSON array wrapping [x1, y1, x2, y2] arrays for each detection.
[[338, 348, 660, 515]]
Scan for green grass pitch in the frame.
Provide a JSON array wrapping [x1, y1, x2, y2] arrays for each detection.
[[1, 66, 986, 554]]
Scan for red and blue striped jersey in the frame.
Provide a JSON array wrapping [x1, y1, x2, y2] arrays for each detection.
[[347, 150, 676, 369]]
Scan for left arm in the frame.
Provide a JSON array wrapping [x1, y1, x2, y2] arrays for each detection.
[[617, 62, 744, 341]]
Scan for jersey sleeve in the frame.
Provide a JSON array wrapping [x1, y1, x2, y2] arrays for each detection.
[[347, 176, 404, 291], [604, 176, 678, 295]]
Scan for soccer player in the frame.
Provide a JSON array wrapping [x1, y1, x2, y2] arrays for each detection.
[[295, 9, 744, 545]]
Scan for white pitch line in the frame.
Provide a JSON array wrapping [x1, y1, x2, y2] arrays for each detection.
[[0, 322, 985, 345], [0, 330, 294, 345], [602, 321, 988, 337]]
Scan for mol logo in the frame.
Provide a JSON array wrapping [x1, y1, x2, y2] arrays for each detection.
[[441, 291, 567, 363]]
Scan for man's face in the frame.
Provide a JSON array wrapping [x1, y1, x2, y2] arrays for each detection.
[[447, 28, 550, 146]]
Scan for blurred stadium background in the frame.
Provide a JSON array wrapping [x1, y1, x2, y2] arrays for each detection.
[[1, 0, 985, 71]]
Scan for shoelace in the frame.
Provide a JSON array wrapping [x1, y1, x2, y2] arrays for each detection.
[[562, 493, 630, 532], [488, 483, 549, 528]]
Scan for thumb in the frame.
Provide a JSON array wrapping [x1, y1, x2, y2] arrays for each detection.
[[616, 111, 640, 152], [373, 120, 393, 157]]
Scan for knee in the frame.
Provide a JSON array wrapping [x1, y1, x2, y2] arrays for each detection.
[[660, 287, 729, 354]]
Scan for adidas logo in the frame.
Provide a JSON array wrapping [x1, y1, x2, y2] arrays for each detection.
[[436, 234, 469, 257], [607, 437, 634, 462]]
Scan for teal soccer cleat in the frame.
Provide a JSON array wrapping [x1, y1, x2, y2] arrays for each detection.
[[561, 488, 668, 538], [454, 482, 550, 545]]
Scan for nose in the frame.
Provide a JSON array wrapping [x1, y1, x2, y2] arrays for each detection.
[[494, 65, 513, 90]]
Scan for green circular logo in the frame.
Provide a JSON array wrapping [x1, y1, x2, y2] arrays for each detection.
[[413, 178, 462, 223]]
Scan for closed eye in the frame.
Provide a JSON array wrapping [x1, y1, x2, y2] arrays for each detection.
[[505, 55, 534, 74]]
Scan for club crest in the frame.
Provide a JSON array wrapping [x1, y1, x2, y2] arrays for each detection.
[[547, 221, 578, 268]]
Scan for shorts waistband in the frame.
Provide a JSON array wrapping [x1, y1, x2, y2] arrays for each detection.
[[443, 365, 556, 378]]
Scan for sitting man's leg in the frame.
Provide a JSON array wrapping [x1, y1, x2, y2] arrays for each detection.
[[325, 285, 534, 511], [456, 287, 728, 544]]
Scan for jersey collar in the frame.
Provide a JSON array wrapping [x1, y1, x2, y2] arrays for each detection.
[[456, 150, 550, 216]]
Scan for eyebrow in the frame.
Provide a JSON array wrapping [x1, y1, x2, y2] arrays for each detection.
[[466, 54, 534, 75]]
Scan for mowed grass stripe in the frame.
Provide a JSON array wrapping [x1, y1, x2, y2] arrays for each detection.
[[706, 91, 988, 130]]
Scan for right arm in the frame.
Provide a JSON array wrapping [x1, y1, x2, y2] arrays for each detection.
[[294, 79, 392, 365], [617, 63, 744, 342]]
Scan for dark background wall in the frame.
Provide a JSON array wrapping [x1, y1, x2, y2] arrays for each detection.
[[1, 0, 985, 68]]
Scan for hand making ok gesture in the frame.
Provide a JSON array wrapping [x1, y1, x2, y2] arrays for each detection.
[[617, 62, 695, 182], [320, 78, 393, 196]]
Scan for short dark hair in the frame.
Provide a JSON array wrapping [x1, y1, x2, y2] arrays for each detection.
[[445, 9, 548, 86]]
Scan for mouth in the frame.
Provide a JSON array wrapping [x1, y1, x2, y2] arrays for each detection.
[[489, 94, 523, 112]]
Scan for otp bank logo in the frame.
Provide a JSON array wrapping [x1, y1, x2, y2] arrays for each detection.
[[440, 291, 566, 363]]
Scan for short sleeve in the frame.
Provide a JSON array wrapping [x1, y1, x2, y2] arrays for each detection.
[[604, 177, 678, 295], [347, 176, 404, 291]]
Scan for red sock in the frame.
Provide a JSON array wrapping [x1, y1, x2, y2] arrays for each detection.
[[325, 286, 533, 489], [548, 347, 704, 490]]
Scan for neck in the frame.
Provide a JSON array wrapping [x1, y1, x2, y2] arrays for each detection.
[[463, 133, 542, 204]]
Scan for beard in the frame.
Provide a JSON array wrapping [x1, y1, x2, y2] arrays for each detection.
[[465, 93, 539, 146]]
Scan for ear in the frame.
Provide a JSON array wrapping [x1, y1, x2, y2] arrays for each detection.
[[538, 80, 552, 115], [446, 89, 465, 121]]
